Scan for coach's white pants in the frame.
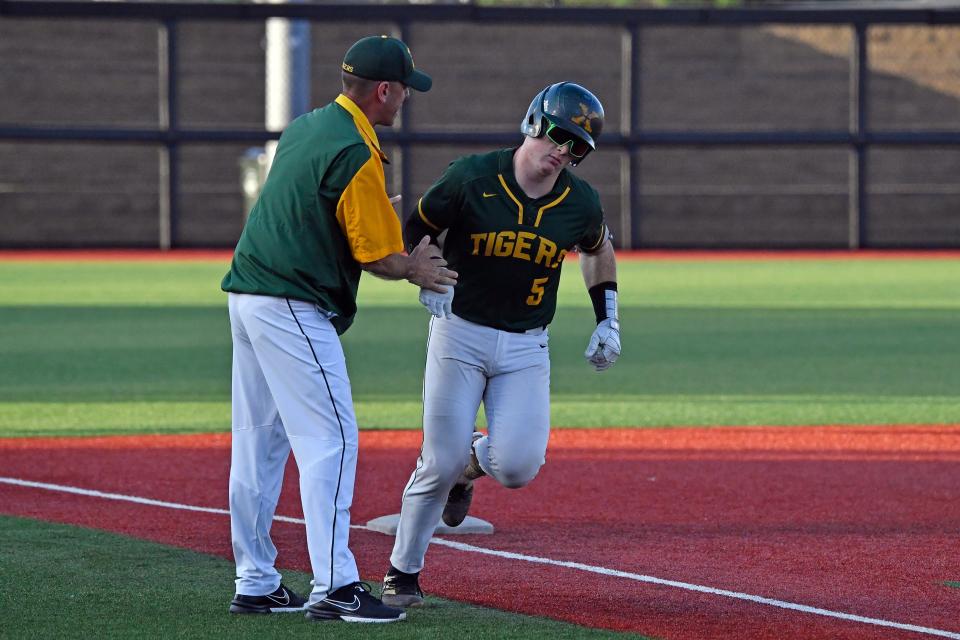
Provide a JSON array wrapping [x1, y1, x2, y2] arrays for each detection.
[[228, 293, 359, 603], [390, 314, 551, 574]]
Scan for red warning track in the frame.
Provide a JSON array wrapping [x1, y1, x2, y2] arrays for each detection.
[[2, 426, 960, 639]]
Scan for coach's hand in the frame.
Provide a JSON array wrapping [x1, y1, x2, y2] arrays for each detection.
[[584, 318, 620, 372], [419, 286, 454, 318], [407, 236, 457, 293]]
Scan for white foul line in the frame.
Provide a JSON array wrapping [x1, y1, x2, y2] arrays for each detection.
[[428, 538, 960, 639], [0, 476, 307, 524], [3, 475, 959, 640]]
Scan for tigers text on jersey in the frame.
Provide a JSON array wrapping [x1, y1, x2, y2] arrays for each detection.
[[407, 148, 607, 332], [222, 94, 403, 335]]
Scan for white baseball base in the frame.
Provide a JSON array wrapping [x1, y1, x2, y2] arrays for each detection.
[[366, 513, 494, 535]]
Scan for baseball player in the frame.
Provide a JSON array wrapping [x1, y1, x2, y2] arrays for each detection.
[[222, 36, 456, 623], [380, 82, 621, 606]]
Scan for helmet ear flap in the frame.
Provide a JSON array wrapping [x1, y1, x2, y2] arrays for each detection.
[[527, 113, 542, 137], [520, 87, 550, 138]]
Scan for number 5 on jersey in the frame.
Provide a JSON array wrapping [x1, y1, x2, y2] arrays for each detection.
[[526, 277, 549, 306]]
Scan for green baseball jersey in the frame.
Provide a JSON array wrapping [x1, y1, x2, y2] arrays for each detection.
[[410, 148, 607, 332], [222, 95, 403, 335]]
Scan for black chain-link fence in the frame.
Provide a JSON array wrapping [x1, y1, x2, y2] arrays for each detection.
[[1, 1, 958, 248]]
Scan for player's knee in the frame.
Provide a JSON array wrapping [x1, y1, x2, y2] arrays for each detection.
[[491, 458, 542, 489], [498, 471, 536, 489]]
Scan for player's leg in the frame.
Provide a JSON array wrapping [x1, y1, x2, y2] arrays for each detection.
[[389, 315, 489, 575], [227, 293, 304, 612], [479, 328, 551, 488], [237, 296, 361, 602]]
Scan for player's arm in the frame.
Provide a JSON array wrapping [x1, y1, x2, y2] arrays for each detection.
[[578, 222, 620, 372], [399, 160, 466, 315], [580, 235, 617, 291], [402, 159, 464, 251], [403, 198, 444, 251]]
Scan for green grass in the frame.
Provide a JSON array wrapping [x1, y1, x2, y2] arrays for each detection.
[[0, 258, 958, 436], [0, 515, 649, 639]]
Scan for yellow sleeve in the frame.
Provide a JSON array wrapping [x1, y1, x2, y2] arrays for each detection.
[[335, 153, 404, 263]]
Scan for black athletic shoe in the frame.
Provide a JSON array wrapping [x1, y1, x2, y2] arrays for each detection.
[[305, 582, 406, 623], [229, 583, 307, 614], [441, 478, 475, 527], [442, 432, 485, 527], [380, 566, 424, 608]]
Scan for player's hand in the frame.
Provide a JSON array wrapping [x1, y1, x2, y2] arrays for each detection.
[[584, 318, 620, 372], [419, 286, 454, 318], [408, 235, 457, 293]]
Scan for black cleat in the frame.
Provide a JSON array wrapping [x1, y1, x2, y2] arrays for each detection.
[[442, 432, 485, 527], [305, 582, 406, 623], [380, 566, 424, 608], [229, 583, 307, 614], [441, 478, 475, 527]]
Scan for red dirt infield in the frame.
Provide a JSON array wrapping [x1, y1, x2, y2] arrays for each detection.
[[2, 426, 960, 639]]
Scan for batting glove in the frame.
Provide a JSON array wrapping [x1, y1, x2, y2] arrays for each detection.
[[419, 286, 454, 318], [584, 318, 621, 372]]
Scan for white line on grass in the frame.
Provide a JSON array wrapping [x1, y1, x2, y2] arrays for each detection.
[[0, 476, 306, 524], [3, 475, 958, 640]]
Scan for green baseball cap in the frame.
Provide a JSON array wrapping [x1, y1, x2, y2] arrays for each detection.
[[341, 35, 432, 92]]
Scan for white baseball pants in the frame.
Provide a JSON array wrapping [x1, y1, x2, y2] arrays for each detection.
[[390, 313, 551, 574], [227, 293, 359, 603]]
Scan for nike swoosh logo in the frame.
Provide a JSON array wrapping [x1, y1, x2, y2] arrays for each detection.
[[482, 192, 498, 198], [266, 589, 290, 606], [323, 596, 361, 612]]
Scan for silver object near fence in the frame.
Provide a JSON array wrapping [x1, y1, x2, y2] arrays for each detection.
[[1, 1, 959, 249]]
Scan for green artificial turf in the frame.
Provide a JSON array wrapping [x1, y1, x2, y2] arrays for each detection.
[[0, 258, 958, 436], [0, 515, 649, 640]]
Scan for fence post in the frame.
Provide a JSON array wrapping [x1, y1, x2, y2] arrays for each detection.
[[265, 7, 311, 166], [849, 21, 869, 249], [623, 23, 641, 250], [157, 18, 178, 251]]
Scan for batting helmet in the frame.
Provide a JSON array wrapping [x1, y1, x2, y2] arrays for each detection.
[[520, 82, 604, 166]]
